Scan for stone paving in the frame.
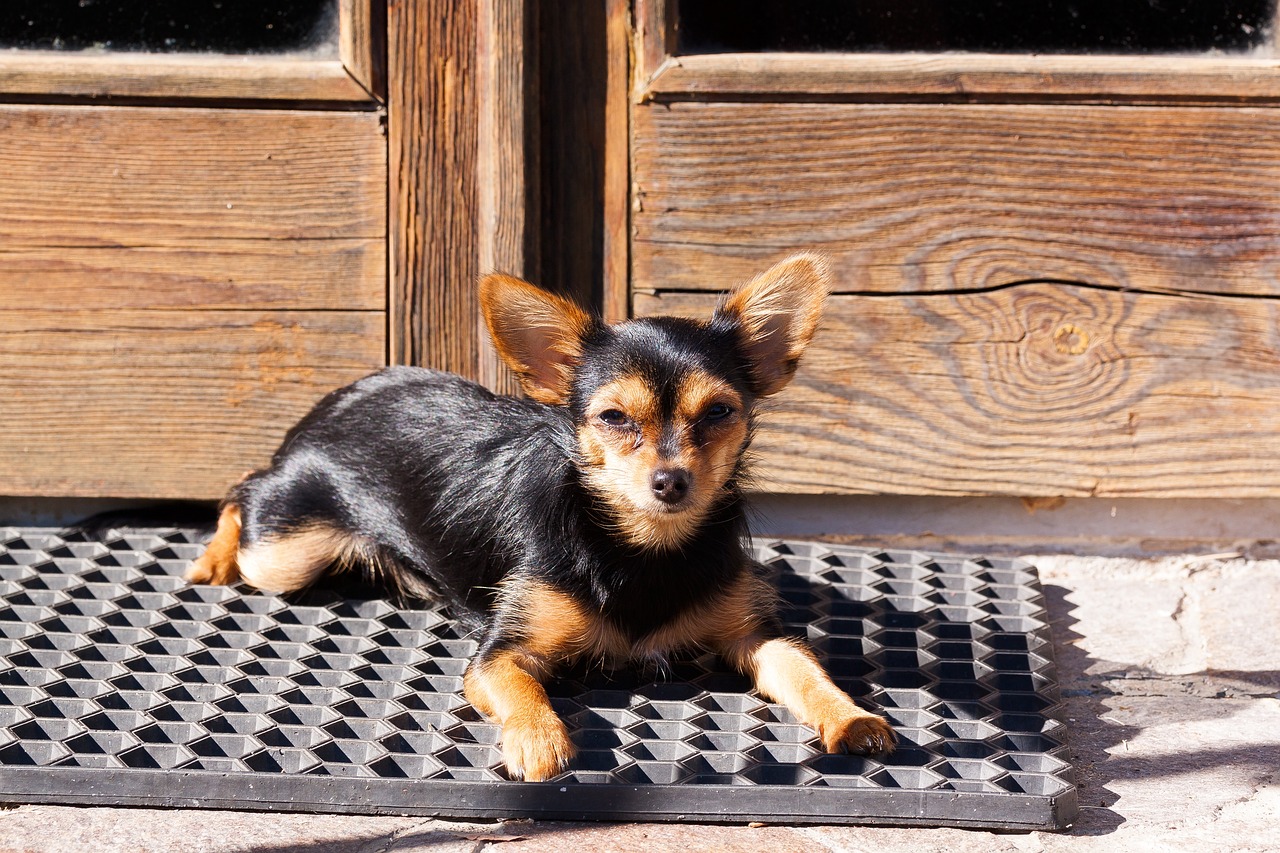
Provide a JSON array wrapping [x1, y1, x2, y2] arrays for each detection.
[[1, 553, 1277, 852]]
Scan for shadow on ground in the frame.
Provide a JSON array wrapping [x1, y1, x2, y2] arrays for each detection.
[[1042, 581, 1280, 838]]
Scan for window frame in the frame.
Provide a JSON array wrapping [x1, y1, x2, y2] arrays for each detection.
[[637, 0, 1280, 104], [0, 0, 383, 103]]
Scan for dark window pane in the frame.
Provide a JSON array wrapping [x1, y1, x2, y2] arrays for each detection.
[[678, 0, 1275, 55], [0, 0, 337, 55]]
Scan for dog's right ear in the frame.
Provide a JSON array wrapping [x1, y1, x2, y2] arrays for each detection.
[[715, 253, 829, 397], [480, 274, 594, 405]]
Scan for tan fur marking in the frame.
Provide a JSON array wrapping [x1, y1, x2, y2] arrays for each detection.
[[464, 579, 602, 781], [186, 504, 242, 586], [235, 525, 364, 593], [506, 579, 622, 664], [735, 636, 896, 756], [674, 373, 742, 426], [587, 374, 660, 428], [480, 273, 593, 405], [580, 375, 662, 516], [577, 373, 748, 552], [676, 370, 748, 515], [463, 651, 576, 781]]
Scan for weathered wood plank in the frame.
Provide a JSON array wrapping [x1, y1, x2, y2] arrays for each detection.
[[0, 104, 387, 499], [0, 106, 386, 245], [634, 0, 675, 95], [602, 0, 632, 323], [637, 286, 1280, 498], [632, 103, 1280, 298], [642, 52, 1280, 103], [476, 0, 532, 394], [388, 0, 480, 374], [340, 0, 386, 100], [0, 54, 371, 102], [0, 311, 385, 499], [0, 240, 384, 311]]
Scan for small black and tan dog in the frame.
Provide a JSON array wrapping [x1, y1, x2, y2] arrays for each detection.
[[188, 254, 895, 781]]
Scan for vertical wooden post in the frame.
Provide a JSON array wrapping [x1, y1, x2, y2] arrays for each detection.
[[603, 0, 631, 323], [634, 0, 674, 95], [476, 0, 534, 394], [387, 0, 480, 376], [388, 0, 532, 392], [389, 1, 622, 383]]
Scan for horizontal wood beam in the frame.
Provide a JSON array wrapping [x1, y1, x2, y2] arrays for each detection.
[[633, 103, 1280, 299], [642, 52, 1280, 104], [638, 285, 1280, 498]]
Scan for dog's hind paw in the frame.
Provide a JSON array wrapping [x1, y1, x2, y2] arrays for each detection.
[[501, 711, 576, 782], [820, 712, 897, 757]]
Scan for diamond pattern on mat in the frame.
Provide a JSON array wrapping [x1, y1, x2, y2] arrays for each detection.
[[0, 529, 1072, 797]]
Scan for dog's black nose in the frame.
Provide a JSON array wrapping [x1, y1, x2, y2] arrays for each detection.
[[651, 468, 691, 504]]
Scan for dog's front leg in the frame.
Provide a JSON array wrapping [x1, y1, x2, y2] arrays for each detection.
[[463, 647, 575, 781], [722, 634, 897, 756]]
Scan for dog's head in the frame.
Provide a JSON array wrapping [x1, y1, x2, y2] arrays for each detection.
[[480, 254, 829, 551]]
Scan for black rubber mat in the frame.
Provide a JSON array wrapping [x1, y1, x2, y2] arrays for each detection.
[[0, 528, 1076, 829]]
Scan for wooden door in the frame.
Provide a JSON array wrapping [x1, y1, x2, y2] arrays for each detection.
[[0, 1, 387, 499], [627, 0, 1280, 498]]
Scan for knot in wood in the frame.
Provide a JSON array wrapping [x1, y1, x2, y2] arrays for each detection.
[[1053, 323, 1089, 355]]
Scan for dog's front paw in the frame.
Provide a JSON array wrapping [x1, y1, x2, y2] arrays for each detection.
[[501, 711, 576, 781], [819, 712, 897, 756]]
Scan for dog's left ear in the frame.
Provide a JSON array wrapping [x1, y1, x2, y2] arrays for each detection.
[[480, 273, 594, 405], [716, 253, 830, 397]]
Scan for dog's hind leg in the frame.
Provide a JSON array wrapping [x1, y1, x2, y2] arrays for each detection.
[[186, 502, 362, 594], [186, 504, 243, 585], [234, 524, 365, 594]]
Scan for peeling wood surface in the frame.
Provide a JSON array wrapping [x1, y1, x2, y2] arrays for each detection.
[[0, 311, 384, 499], [632, 103, 1280, 299], [637, 286, 1280, 498], [0, 105, 387, 498]]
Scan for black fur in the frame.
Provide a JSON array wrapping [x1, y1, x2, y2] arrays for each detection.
[[195, 257, 900, 779], [232, 314, 764, 642]]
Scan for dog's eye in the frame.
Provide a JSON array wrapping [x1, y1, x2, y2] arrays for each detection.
[[705, 403, 734, 422], [598, 409, 628, 427]]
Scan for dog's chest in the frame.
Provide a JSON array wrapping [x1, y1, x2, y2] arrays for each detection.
[[592, 550, 735, 642]]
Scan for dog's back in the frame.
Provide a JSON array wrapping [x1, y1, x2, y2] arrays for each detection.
[[196, 367, 576, 617]]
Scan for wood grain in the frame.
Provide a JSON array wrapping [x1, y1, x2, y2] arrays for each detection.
[[0, 240, 383, 311], [0, 106, 386, 245], [634, 0, 675, 96], [0, 105, 387, 498], [602, 0, 632, 323], [637, 287, 1280, 498], [0, 53, 371, 102], [477, 0, 532, 394], [643, 52, 1280, 103], [388, 0, 479, 374], [632, 103, 1280, 299], [340, 0, 386, 100], [0, 311, 384, 499]]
